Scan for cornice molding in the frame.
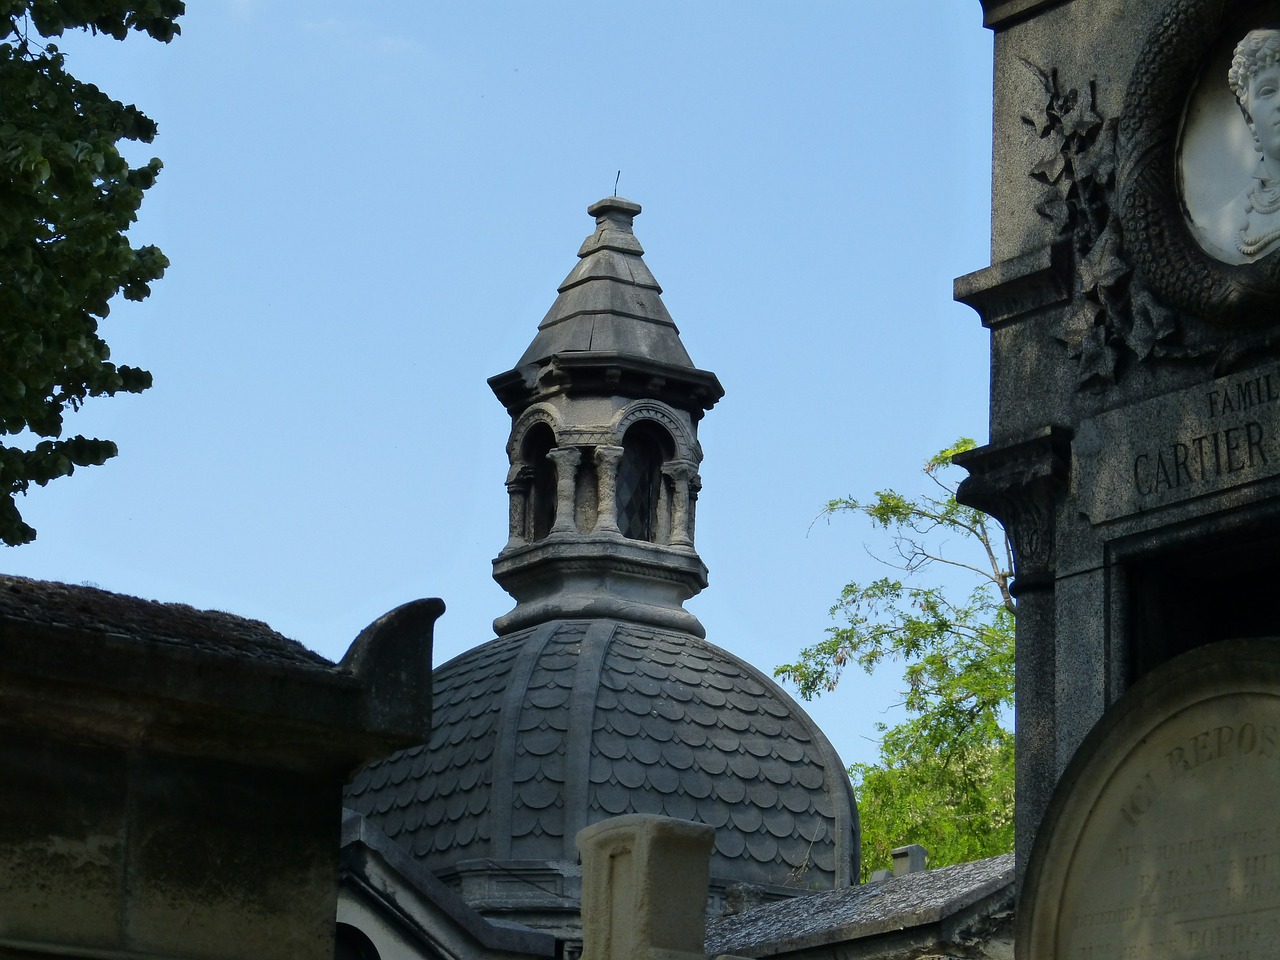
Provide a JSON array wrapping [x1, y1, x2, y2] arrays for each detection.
[[980, 0, 1074, 30]]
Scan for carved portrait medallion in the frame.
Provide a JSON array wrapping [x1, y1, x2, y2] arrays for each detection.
[[1180, 27, 1280, 265], [1121, 2, 1280, 326]]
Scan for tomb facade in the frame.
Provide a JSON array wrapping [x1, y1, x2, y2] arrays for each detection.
[[957, 0, 1280, 954]]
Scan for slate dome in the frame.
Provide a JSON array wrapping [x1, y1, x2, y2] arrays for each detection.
[[345, 617, 858, 893]]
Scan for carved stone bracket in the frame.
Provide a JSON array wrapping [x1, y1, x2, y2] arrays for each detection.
[[955, 242, 1072, 329], [980, 0, 1072, 30], [955, 427, 1073, 595]]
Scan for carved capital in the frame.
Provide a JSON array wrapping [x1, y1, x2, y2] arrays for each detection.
[[686, 472, 702, 540], [506, 463, 535, 492], [660, 460, 697, 484], [955, 427, 1072, 594]]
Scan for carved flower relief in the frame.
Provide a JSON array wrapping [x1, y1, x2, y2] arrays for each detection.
[[1021, 54, 1211, 387], [1022, 64, 1135, 387], [1078, 225, 1127, 296]]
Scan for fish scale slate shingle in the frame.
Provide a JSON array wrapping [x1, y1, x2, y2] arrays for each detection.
[[347, 629, 528, 861], [344, 618, 858, 891]]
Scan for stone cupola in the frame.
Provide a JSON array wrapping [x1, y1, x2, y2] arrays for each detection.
[[488, 197, 724, 638], [346, 199, 859, 943]]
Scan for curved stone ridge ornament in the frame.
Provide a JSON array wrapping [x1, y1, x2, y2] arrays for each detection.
[[1019, 639, 1280, 959]]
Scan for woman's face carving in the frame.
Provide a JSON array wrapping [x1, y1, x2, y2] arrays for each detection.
[[1249, 62, 1280, 165]]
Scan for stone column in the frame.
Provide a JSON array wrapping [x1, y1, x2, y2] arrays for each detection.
[[547, 447, 581, 535], [688, 472, 701, 541], [661, 461, 697, 547], [504, 464, 533, 548], [593, 445, 624, 535], [955, 427, 1069, 887], [577, 815, 714, 960]]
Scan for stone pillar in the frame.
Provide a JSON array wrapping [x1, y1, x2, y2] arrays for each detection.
[[688, 473, 701, 542], [505, 464, 533, 548], [661, 461, 697, 548], [593, 445, 624, 535], [955, 427, 1069, 886], [577, 814, 714, 960], [547, 447, 581, 535], [891, 844, 928, 876]]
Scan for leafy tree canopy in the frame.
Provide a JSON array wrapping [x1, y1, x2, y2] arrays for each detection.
[[0, 0, 182, 545], [775, 439, 1015, 879]]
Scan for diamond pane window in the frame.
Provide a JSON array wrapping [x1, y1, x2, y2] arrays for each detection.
[[617, 423, 672, 542], [521, 424, 557, 541]]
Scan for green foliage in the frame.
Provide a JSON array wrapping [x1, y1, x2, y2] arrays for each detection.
[[850, 715, 1013, 880], [0, 1, 181, 545], [775, 438, 1016, 878]]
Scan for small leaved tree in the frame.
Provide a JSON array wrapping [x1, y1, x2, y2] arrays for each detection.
[[775, 439, 1015, 878], [0, 1, 182, 545]]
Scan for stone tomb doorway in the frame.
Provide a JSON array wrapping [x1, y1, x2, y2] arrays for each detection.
[[1118, 507, 1280, 684]]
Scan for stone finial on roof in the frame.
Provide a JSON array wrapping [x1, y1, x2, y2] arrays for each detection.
[[578, 196, 645, 256]]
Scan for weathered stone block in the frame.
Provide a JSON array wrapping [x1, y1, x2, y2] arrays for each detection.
[[577, 814, 715, 960]]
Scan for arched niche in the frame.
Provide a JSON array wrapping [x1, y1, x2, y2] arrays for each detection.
[[612, 400, 696, 462], [334, 924, 381, 960], [519, 421, 558, 542], [616, 420, 676, 543]]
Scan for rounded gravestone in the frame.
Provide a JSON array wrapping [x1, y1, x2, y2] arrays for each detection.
[[1020, 639, 1280, 959]]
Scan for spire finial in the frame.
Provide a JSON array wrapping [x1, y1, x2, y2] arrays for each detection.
[[587, 195, 641, 222]]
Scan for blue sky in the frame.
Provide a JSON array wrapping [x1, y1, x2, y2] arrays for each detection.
[[7, 2, 996, 770]]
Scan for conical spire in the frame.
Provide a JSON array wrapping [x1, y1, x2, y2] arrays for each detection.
[[490, 197, 723, 416], [488, 198, 724, 637]]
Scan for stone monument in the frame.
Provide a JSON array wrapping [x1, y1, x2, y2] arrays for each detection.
[[955, 0, 1280, 953]]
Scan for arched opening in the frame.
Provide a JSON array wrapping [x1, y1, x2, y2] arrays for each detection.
[[335, 924, 380, 960], [616, 422, 674, 542], [521, 423, 557, 541]]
